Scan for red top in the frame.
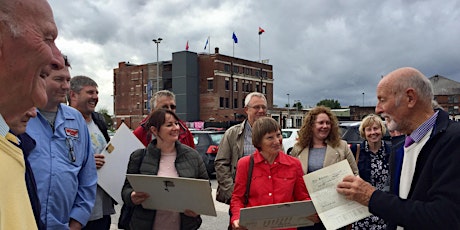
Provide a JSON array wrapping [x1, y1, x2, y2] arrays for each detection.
[[230, 149, 310, 227], [133, 117, 195, 148]]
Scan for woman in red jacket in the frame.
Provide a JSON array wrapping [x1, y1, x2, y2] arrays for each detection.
[[230, 117, 317, 230]]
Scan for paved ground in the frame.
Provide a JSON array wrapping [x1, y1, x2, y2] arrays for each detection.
[[110, 180, 229, 229]]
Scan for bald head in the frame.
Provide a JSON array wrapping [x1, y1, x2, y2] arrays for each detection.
[[376, 67, 435, 134]]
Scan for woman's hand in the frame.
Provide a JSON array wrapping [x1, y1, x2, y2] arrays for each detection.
[[130, 191, 150, 205], [232, 220, 248, 230], [183, 209, 198, 217]]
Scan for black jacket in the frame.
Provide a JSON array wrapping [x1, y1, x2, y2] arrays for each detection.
[[369, 109, 460, 229], [92, 112, 110, 142]]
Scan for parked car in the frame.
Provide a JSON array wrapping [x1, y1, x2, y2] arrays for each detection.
[[191, 130, 225, 177], [339, 121, 391, 150], [281, 128, 299, 155]]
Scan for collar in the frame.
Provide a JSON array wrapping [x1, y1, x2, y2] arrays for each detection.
[[409, 110, 439, 143], [0, 114, 9, 137]]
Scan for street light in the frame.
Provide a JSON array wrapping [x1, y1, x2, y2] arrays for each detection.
[[362, 92, 365, 107], [152, 37, 163, 92], [287, 93, 290, 127]]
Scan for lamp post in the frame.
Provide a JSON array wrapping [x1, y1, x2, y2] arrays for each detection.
[[287, 93, 290, 127], [362, 92, 365, 107], [152, 38, 163, 92]]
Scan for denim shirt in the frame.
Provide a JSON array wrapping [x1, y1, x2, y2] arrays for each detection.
[[27, 104, 97, 229]]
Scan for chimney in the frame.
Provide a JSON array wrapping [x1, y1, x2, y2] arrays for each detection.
[[215, 47, 219, 54]]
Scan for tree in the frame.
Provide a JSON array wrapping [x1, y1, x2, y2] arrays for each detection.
[[97, 108, 114, 130], [293, 101, 303, 110], [316, 99, 341, 109]]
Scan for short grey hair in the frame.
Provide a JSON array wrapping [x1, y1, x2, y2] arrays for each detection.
[[244, 92, 267, 107], [392, 70, 434, 107], [150, 90, 176, 109], [70, 75, 98, 93], [0, 2, 21, 37]]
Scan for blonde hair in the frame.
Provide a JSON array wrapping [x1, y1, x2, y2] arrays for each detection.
[[359, 114, 386, 139]]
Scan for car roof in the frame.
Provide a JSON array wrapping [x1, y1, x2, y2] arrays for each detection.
[[339, 121, 361, 127], [190, 130, 225, 134]]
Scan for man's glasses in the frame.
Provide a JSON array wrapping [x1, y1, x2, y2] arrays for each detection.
[[247, 105, 267, 111], [161, 104, 177, 110]]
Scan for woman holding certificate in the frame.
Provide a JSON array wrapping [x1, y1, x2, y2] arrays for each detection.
[[121, 109, 208, 230], [230, 117, 315, 230], [291, 106, 358, 230]]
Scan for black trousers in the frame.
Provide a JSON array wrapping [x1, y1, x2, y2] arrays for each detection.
[[83, 215, 111, 230]]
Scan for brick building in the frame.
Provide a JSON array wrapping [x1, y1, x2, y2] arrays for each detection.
[[430, 75, 460, 120], [113, 48, 274, 129]]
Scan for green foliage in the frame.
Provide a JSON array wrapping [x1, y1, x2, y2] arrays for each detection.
[[316, 99, 341, 109], [97, 108, 113, 130], [294, 101, 303, 110]]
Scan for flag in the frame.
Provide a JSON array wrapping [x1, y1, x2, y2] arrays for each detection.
[[232, 32, 238, 43], [186, 40, 189, 51], [204, 37, 209, 50], [258, 27, 265, 35]]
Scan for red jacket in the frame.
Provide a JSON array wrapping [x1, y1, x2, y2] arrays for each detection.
[[133, 117, 195, 148], [230, 149, 310, 228]]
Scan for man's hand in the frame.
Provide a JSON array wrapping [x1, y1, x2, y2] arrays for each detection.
[[69, 218, 82, 230], [94, 154, 105, 169], [336, 175, 376, 206]]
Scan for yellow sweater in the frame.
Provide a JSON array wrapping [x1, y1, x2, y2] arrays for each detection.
[[0, 137, 37, 230]]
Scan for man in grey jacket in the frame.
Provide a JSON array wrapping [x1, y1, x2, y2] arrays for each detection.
[[214, 92, 267, 204]]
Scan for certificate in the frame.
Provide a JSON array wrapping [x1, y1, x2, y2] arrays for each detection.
[[97, 123, 145, 204], [303, 160, 371, 230], [239, 200, 316, 230], [126, 174, 217, 216]]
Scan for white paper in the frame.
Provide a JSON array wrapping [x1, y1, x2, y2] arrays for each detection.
[[239, 200, 316, 230], [126, 174, 217, 216], [97, 123, 145, 204], [303, 160, 371, 230]]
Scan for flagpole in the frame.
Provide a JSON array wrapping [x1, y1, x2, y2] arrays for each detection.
[[208, 36, 211, 54], [233, 41, 235, 57], [259, 33, 261, 62]]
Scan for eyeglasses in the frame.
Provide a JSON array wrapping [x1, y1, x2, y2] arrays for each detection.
[[161, 104, 177, 110], [66, 137, 76, 162], [247, 105, 267, 111]]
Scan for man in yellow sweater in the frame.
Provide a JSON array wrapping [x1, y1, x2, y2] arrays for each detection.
[[0, 0, 64, 229]]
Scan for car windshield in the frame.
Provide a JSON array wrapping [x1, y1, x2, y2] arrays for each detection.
[[209, 133, 224, 144], [282, 131, 293, 138]]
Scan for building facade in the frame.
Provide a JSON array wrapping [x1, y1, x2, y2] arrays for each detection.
[[113, 48, 274, 129]]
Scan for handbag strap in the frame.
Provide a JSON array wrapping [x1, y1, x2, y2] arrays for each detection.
[[243, 154, 254, 207], [355, 144, 361, 163]]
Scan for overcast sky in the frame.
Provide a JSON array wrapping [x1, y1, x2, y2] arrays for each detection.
[[49, 0, 460, 114]]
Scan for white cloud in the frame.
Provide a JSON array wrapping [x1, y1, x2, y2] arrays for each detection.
[[49, 0, 460, 114]]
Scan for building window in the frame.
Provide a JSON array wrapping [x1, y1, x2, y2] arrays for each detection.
[[234, 98, 238, 108], [220, 97, 224, 108], [207, 79, 213, 90], [256, 83, 260, 92], [225, 79, 230, 90], [448, 95, 459, 103], [233, 66, 239, 73], [224, 64, 230, 72], [233, 80, 238, 91], [255, 70, 260, 77], [262, 85, 266, 94], [244, 68, 251, 75], [225, 98, 229, 108], [144, 101, 148, 110], [261, 71, 267, 78], [242, 100, 245, 108]]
